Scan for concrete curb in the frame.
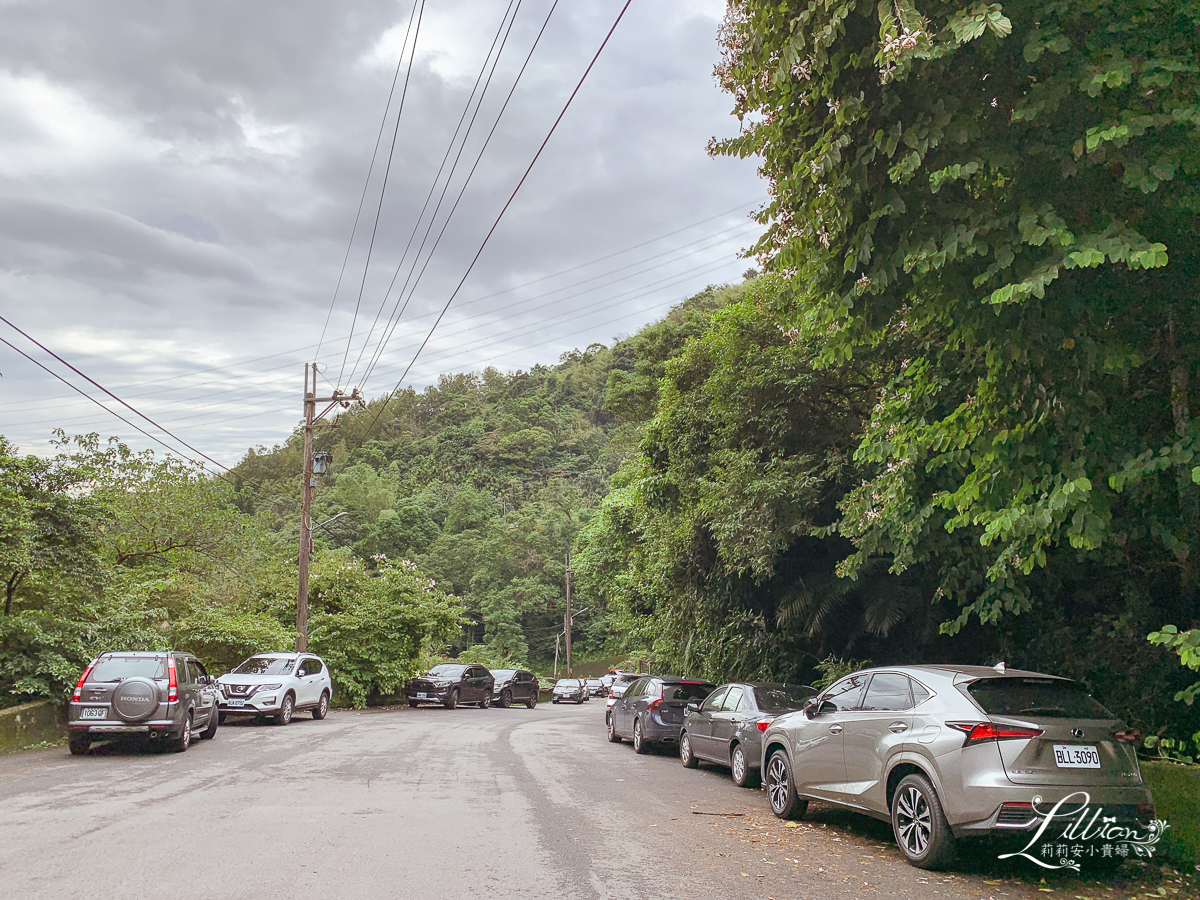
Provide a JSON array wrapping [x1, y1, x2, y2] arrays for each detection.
[[0, 700, 66, 753]]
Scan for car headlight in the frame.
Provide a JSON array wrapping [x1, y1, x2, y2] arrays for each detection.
[[259, 683, 282, 691]]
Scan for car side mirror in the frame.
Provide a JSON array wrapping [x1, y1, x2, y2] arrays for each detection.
[[686, 700, 701, 713]]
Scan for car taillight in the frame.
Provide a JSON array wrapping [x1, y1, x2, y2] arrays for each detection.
[[167, 656, 178, 702], [71, 662, 95, 702], [647, 698, 663, 711], [755, 717, 775, 733], [947, 721, 1043, 746]]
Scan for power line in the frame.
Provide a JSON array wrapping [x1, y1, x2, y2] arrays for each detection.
[[336, 0, 426, 389], [344, 0, 523, 388], [357, 0, 562, 389], [0, 334, 235, 483], [314, 0, 421, 363], [0, 314, 232, 473], [364, 0, 634, 435]]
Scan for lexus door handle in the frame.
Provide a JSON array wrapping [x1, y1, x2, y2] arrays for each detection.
[[889, 722, 908, 733], [828, 724, 843, 735]]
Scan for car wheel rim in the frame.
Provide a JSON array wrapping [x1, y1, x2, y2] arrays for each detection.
[[681, 736, 691, 762], [182, 717, 192, 749], [283, 698, 292, 722], [895, 786, 932, 856], [320, 696, 327, 715], [767, 757, 789, 812], [634, 723, 641, 749], [732, 748, 744, 782]]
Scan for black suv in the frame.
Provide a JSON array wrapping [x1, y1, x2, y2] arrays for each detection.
[[403, 664, 495, 709], [67, 651, 221, 754], [490, 669, 540, 708]]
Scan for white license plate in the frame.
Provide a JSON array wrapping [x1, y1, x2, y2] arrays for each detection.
[[1053, 744, 1100, 768], [79, 707, 107, 719], [226, 699, 245, 708], [416, 692, 428, 699]]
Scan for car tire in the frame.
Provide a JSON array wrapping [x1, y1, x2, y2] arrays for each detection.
[[607, 714, 622, 743], [551, 697, 559, 704], [312, 691, 329, 720], [680, 732, 699, 768], [200, 709, 219, 740], [218, 712, 227, 725], [632, 718, 649, 754], [444, 689, 458, 710], [68, 735, 91, 756], [525, 693, 537, 709], [500, 689, 513, 709], [408, 699, 419, 708], [731, 743, 759, 788], [765, 750, 807, 820], [479, 693, 491, 709], [170, 713, 193, 753], [273, 693, 294, 726], [891, 774, 955, 870]]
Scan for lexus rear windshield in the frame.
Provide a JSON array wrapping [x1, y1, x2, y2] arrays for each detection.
[[967, 678, 1115, 719], [755, 685, 817, 712], [233, 656, 296, 676], [87, 657, 167, 682]]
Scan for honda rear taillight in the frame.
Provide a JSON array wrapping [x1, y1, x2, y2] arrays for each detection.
[[167, 656, 178, 702], [947, 721, 1044, 747], [755, 717, 775, 733], [71, 662, 95, 702]]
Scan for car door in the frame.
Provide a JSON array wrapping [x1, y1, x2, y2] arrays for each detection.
[[190, 659, 217, 726], [689, 687, 728, 760], [296, 658, 321, 706], [783, 672, 868, 801], [711, 685, 747, 762], [839, 673, 917, 813], [517, 671, 533, 703], [617, 678, 645, 735], [469, 667, 488, 702]]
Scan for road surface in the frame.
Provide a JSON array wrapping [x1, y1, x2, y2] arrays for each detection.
[[0, 701, 1162, 899]]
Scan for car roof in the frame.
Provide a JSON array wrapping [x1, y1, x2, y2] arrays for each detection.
[[649, 675, 715, 684], [902, 664, 1069, 681]]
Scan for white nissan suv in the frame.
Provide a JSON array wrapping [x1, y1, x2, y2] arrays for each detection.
[[217, 653, 332, 725]]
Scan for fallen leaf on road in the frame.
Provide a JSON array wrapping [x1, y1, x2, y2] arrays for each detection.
[[784, 822, 800, 828]]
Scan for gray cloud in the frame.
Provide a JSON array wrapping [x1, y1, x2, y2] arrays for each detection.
[[0, 0, 761, 466]]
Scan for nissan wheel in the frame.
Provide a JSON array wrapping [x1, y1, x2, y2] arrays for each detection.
[[891, 774, 955, 870], [312, 692, 329, 720], [273, 693, 294, 726], [765, 750, 806, 820]]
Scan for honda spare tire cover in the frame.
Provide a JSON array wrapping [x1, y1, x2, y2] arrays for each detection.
[[111, 676, 160, 722]]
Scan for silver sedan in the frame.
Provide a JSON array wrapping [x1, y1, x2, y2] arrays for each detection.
[[760, 664, 1154, 869]]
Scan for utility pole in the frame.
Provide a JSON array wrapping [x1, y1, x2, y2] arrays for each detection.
[[564, 551, 572, 678], [296, 362, 363, 652], [553, 632, 561, 679]]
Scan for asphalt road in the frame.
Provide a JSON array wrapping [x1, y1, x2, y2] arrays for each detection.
[[0, 701, 1156, 900]]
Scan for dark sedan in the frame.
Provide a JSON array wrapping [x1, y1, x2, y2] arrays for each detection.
[[490, 669, 539, 709], [551, 678, 589, 704], [680, 682, 816, 787], [403, 664, 494, 709], [607, 676, 716, 753]]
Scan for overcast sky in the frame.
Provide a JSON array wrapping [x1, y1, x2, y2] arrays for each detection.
[[0, 0, 763, 469]]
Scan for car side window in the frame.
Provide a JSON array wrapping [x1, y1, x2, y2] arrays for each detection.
[[860, 673, 914, 711], [821, 674, 869, 712], [302, 659, 323, 677], [911, 680, 931, 705], [179, 658, 194, 684], [191, 660, 209, 683], [721, 686, 745, 712], [701, 688, 728, 712]]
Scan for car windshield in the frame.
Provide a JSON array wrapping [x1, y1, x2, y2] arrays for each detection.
[[968, 678, 1115, 719], [664, 682, 715, 702], [556, 679, 581, 687], [233, 656, 295, 675], [491, 669, 515, 680], [427, 665, 466, 678], [87, 656, 166, 682], [754, 684, 817, 712]]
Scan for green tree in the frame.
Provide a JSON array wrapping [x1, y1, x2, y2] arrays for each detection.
[[711, 0, 1200, 630]]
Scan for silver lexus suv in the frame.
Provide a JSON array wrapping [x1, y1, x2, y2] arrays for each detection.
[[67, 651, 221, 755], [760, 664, 1153, 869]]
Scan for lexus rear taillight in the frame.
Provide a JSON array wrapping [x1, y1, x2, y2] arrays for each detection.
[[1113, 728, 1140, 743], [167, 656, 178, 702], [947, 721, 1043, 747], [71, 662, 95, 702], [755, 717, 775, 733]]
